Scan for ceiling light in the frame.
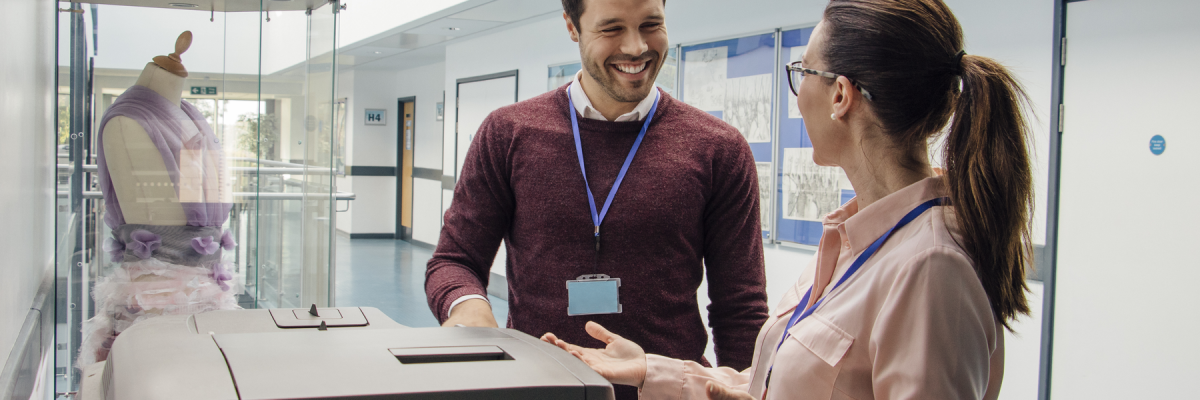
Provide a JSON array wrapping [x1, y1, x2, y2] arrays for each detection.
[[446, 27, 461, 31], [373, 51, 383, 55], [169, 3, 199, 7]]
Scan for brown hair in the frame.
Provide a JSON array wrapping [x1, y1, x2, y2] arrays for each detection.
[[821, 0, 1032, 328], [562, 0, 667, 33]]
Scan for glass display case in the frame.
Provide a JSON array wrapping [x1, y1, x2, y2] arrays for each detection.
[[54, 0, 344, 395]]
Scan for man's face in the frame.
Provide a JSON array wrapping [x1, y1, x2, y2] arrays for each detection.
[[566, 0, 668, 103]]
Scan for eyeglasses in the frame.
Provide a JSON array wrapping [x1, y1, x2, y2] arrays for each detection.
[[785, 61, 874, 101]]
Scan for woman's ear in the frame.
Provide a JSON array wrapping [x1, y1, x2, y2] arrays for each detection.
[[830, 76, 858, 120]]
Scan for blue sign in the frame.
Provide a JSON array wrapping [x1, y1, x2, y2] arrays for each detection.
[[364, 109, 386, 126], [1150, 135, 1166, 155]]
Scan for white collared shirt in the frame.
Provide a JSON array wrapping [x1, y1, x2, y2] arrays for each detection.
[[567, 70, 658, 122], [446, 70, 660, 319]]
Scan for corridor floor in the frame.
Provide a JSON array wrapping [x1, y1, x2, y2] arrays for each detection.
[[334, 234, 508, 327]]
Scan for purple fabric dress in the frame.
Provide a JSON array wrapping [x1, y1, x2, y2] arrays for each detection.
[[80, 85, 240, 369]]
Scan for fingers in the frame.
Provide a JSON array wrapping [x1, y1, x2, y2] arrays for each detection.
[[540, 332, 583, 354], [706, 381, 753, 400], [584, 321, 621, 344]]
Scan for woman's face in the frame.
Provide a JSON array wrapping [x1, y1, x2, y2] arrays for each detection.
[[796, 22, 849, 167]]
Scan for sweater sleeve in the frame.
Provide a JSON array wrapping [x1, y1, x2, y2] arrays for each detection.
[[640, 354, 753, 400], [701, 134, 770, 371], [425, 112, 516, 323]]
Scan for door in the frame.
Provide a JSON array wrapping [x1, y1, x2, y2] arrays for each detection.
[[1050, 0, 1200, 397], [398, 99, 415, 240]]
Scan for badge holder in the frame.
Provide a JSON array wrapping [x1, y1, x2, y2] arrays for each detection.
[[566, 274, 622, 316]]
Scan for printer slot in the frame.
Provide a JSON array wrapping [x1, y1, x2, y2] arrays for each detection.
[[390, 346, 513, 364]]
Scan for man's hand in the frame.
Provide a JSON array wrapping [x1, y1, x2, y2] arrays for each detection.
[[541, 322, 647, 388], [706, 381, 755, 400], [441, 298, 499, 328]]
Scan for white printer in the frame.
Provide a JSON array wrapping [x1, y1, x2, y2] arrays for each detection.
[[81, 307, 614, 399]]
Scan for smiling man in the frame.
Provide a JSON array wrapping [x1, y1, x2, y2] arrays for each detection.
[[425, 0, 768, 397]]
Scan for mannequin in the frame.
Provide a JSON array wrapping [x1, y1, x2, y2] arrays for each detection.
[[79, 31, 239, 369]]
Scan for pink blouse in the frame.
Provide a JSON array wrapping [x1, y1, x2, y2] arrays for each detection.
[[641, 177, 1004, 400]]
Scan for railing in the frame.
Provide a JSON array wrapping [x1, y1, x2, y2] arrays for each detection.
[[55, 191, 357, 200]]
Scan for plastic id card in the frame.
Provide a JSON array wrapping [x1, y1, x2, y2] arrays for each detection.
[[567, 274, 622, 316]]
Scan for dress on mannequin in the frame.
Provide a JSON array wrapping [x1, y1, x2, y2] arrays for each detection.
[[79, 31, 240, 369]]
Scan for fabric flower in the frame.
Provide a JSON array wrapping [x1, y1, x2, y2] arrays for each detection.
[[191, 236, 220, 255], [220, 230, 236, 250], [127, 230, 161, 259], [211, 262, 233, 291], [103, 237, 125, 262]]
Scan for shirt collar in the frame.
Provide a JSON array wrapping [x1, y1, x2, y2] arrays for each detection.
[[823, 176, 949, 255], [567, 70, 658, 122]]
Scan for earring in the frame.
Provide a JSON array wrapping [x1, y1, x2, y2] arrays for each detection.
[[830, 113, 837, 121]]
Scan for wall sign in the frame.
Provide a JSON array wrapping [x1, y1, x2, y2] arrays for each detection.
[[1150, 135, 1166, 155], [364, 108, 386, 126], [189, 86, 218, 95], [435, 102, 444, 121]]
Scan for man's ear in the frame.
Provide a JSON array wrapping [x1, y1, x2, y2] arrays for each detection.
[[564, 12, 579, 42]]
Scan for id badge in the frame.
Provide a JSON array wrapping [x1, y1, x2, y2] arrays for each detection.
[[567, 274, 622, 316]]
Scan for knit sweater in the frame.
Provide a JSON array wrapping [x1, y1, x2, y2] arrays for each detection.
[[425, 85, 769, 384]]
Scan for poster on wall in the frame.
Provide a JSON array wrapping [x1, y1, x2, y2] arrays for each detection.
[[781, 148, 845, 221], [787, 45, 806, 119], [681, 33, 776, 235], [756, 162, 773, 229]]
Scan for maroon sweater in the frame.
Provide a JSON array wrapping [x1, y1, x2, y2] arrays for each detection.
[[426, 85, 768, 380]]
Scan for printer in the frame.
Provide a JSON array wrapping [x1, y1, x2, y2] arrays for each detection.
[[80, 307, 614, 400]]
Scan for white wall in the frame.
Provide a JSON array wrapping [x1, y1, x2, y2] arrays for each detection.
[[336, 68, 402, 235], [338, 62, 446, 239], [0, 0, 56, 371]]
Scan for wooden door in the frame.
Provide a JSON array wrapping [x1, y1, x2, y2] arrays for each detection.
[[399, 101, 415, 239]]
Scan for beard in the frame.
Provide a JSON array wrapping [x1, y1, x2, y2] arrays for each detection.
[[581, 49, 663, 103]]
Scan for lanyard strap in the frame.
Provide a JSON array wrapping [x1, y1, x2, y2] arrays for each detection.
[[765, 197, 947, 389], [568, 89, 661, 252]]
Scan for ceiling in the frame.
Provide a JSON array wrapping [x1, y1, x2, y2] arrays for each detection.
[[67, 0, 331, 12], [337, 0, 563, 71]]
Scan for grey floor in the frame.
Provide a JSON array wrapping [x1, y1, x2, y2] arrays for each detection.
[[334, 234, 508, 327]]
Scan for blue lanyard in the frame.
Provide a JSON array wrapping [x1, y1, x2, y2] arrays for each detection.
[[568, 89, 661, 253], [765, 197, 947, 389]]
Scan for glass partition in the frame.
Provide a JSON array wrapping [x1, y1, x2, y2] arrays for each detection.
[[54, 2, 341, 395]]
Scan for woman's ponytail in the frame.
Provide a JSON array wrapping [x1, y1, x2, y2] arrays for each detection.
[[823, 0, 1033, 329], [943, 55, 1033, 328]]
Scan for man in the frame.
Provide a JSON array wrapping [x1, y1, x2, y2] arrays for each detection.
[[425, 0, 768, 397]]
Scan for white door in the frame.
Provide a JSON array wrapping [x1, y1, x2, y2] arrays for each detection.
[[455, 76, 518, 179], [1052, 1, 1200, 397]]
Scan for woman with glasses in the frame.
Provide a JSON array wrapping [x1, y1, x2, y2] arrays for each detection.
[[541, 0, 1034, 398]]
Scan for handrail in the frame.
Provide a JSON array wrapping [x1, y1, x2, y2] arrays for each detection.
[[57, 164, 334, 175], [229, 158, 310, 168], [57, 191, 356, 200]]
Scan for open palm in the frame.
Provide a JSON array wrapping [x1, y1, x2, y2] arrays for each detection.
[[541, 321, 647, 388]]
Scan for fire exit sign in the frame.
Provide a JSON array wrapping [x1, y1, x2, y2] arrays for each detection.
[[190, 86, 218, 95]]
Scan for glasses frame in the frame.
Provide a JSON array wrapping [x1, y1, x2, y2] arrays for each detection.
[[786, 61, 874, 101]]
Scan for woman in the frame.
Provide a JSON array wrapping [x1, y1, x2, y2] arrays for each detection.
[[541, 0, 1033, 398]]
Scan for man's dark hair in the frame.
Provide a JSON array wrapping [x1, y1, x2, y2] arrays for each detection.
[[562, 0, 666, 33]]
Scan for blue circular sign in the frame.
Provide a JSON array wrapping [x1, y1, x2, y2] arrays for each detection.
[[1150, 135, 1166, 155]]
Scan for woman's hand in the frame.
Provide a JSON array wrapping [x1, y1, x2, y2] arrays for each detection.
[[706, 381, 755, 400], [540, 321, 648, 388]]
